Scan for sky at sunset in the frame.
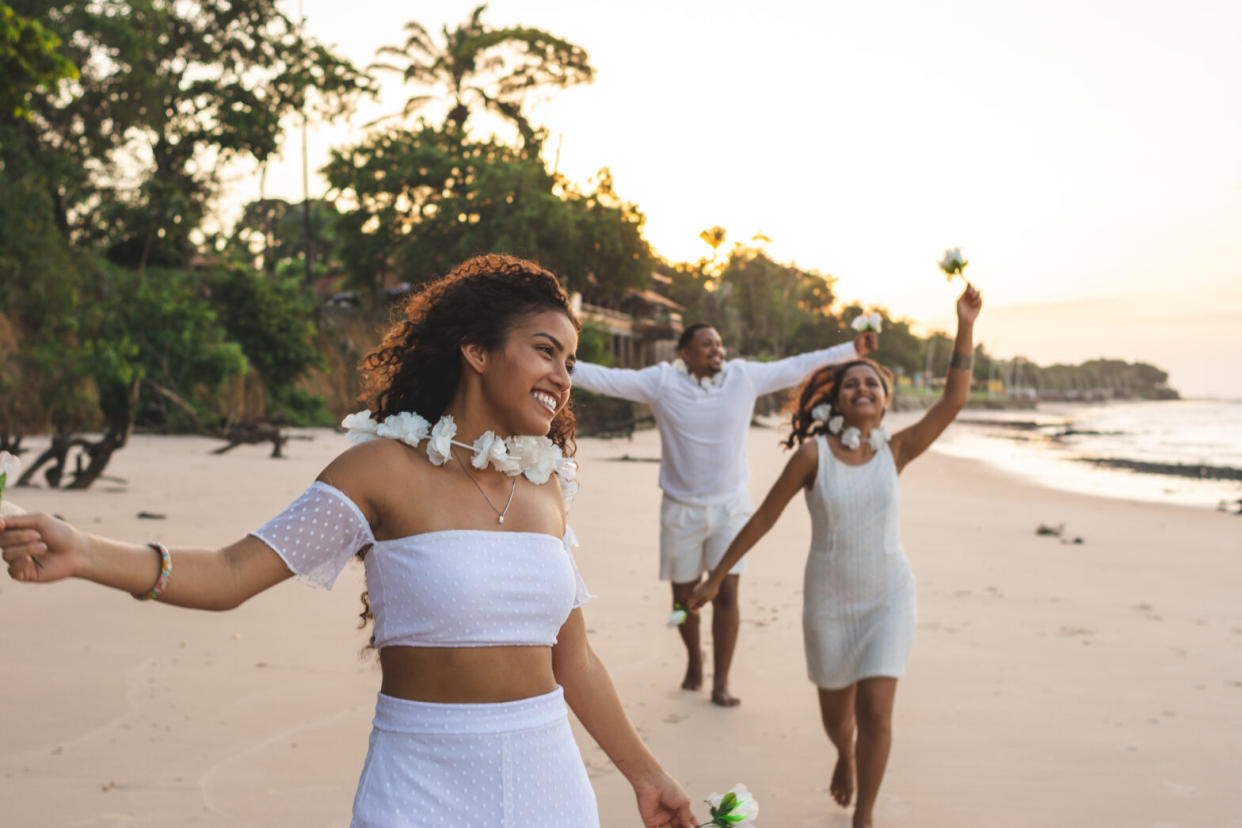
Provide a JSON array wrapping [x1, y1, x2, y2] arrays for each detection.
[[244, 0, 1242, 398]]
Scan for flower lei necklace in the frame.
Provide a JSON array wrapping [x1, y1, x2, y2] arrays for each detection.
[[810, 403, 888, 451], [671, 358, 725, 390], [341, 410, 579, 512]]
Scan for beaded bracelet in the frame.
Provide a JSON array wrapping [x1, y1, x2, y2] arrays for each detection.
[[133, 542, 172, 601]]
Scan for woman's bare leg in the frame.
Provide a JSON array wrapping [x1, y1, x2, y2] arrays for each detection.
[[709, 573, 741, 706], [852, 677, 898, 827], [817, 683, 857, 808]]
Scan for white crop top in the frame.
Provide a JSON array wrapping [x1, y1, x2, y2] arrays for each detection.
[[251, 482, 593, 648]]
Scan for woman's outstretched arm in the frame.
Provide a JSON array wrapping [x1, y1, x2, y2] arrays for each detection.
[[552, 610, 699, 828], [1, 512, 294, 610], [891, 284, 983, 471], [688, 438, 819, 610]]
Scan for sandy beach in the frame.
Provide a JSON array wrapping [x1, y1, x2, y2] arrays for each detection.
[[2, 421, 1239, 827]]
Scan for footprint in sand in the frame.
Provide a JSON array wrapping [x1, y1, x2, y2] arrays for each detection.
[[1057, 626, 1093, 638], [663, 712, 688, 724]]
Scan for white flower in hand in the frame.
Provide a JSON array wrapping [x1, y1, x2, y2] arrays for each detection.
[[703, 783, 759, 826], [341, 410, 380, 444], [0, 450, 20, 503], [668, 604, 688, 627], [840, 426, 862, 450], [425, 415, 457, 466], [850, 312, 883, 333], [377, 411, 430, 447], [810, 403, 832, 423], [938, 246, 969, 280]]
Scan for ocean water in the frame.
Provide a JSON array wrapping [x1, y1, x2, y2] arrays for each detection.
[[931, 399, 1242, 510]]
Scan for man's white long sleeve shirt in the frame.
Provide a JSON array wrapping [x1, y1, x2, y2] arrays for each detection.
[[571, 341, 858, 505]]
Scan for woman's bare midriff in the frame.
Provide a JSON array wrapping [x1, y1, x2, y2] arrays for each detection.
[[379, 645, 558, 703]]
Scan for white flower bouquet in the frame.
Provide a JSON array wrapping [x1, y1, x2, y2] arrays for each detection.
[[697, 783, 759, 826], [850, 312, 883, 334], [938, 246, 969, 282]]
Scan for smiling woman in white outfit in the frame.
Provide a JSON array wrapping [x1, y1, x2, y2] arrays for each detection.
[[0, 255, 698, 828], [691, 284, 983, 828]]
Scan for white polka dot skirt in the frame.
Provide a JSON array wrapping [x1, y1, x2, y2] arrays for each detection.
[[351, 687, 599, 827]]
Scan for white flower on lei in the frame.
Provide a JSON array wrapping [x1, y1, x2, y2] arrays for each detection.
[[868, 426, 890, 451], [341, 410, 380, 444], [425, 415, 457, 466], [471, 430, 517, 472], [810, 403, 832, 423], [671, 358, 724, 390], [840, 426, 862, 450], [827, 414, 845, 434], [506, 435, 560, 484], [706, 783, 759, 825], [376, 411, 430, 447], [555, 455, 579, 507], [850, 312, 883, 333]]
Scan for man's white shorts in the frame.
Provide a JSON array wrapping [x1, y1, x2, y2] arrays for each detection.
[[659, 492, 752, 584]]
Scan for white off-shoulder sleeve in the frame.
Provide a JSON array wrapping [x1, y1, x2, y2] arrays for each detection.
[[562, 525, 595, 609], [251, 481, 375, 589]]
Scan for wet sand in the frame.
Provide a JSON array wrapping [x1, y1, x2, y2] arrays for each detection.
[[1, 422, 1239, 826]]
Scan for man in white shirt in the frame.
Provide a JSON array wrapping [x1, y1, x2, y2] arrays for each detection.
[[572, 324, 877, 705]]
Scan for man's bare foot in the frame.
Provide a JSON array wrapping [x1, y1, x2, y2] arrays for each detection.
[[851, 812, 872, 828], [682, 663, 703, 691], [830, 753, 855, 807], [710, 687, 741, 707]]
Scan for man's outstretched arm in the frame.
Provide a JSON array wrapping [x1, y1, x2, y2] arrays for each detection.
[[743, 331, 877, 395], [571, 362, 663, 404]]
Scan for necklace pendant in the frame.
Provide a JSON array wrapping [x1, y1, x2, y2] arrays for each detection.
[[497, 515, 505, 524]]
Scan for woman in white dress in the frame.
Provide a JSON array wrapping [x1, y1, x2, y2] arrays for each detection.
[[1, 255, 698, 828], [691, 284, 982, 827]]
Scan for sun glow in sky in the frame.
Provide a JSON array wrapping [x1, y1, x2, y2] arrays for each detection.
[[246, 0, 1242, 397]]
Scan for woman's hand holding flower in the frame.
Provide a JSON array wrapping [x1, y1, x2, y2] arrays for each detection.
[[1, 511, 82, 583], [687, 578, 719, 612], [635, 771, 698, 828], [957, 283, 982, 325]]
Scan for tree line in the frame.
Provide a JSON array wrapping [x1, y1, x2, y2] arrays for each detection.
[[0, 2, 1175, 489]]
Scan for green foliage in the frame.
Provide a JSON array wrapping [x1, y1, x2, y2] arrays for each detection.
[[575, 319, 613, 367], [227, 197, 342, 279], [12, 0, 371, 267], [206, 267, 323, 400], [325, 124, 651, 299], [372, 4, 593, 146], [0, 4, 77, 120]]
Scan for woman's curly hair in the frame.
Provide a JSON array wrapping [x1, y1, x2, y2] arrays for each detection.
[[353, 254, 580, 645], [359, 253, 580, 453], [782, 358, 895, 449]]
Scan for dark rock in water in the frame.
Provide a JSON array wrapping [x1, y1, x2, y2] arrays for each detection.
[[1077, 457, 1242, 482], [1036, 523, 1064, 537]]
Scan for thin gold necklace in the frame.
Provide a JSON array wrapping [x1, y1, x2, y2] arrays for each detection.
[[453, 451, 517, 524]]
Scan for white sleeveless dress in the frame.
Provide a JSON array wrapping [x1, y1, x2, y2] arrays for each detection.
[[802, 435, 917, 689]]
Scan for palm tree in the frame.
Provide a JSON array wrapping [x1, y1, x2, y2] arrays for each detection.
[[371, 4, 593, 147]]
